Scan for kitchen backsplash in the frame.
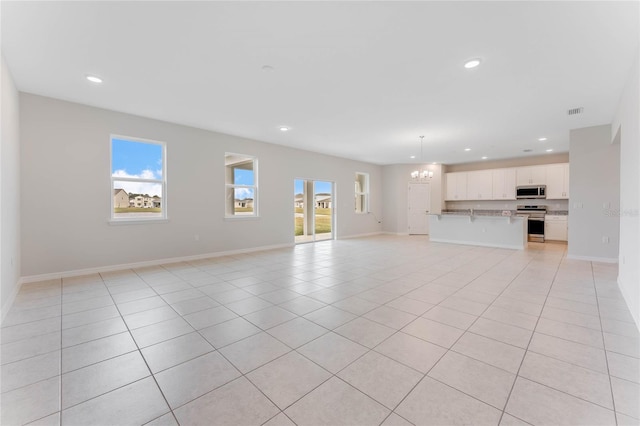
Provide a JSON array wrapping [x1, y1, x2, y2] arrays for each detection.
[[446, 199, 569, 211]]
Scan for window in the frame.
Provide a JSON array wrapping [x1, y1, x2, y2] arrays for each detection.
[[111, 136, 166, 221], [226, 153, 257, 217], [355, 172, 369, 213]]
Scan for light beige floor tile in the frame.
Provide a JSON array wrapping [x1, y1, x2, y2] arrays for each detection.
[[374, 331, 446, 373], [130, 316, 194, 348], [2, 306, 61, 329], [363, 305, 417, 330], [469, 317, 532, 348], [225, 296, 273, 316], [338, 351, 423, 409], [607, 351, 640, 384], [155, 351, 241, 409], [219, 332, 290, 374], [332, 296, 379, 315], [61, 377, 169, 425], [499, 413, 531, 426], [396, 376, 502, 425], [259, 289, 300, 304], [278, 296, 326, 315], [263, 412, 296, 426], [422, 305, 477, 330], [541, 305, 602, 331], [611, 377, 640, 419], [160, 288, 204, 305], [170, 296, 219, 316], [428, 350, 516, 409], [505, 377, 616, 425], [62, 331, 137, 373], [173, 376, 279, 425], [62, 295, 113, 315], [535, 317, 604, 348], [604, 332, 640, 358], [248, 351, 331, 409], [1, 317, 62, 345], [297, 332, 368, 374], [183, 305, 238, 330], [144, 412, 179, 426], [440, 296, 488, 316], [267, 317, 328, 348], [385, 297, 434, 316], [528, 332, 608, 374], [545, 296, 600, 316], [491, 296, 543, 316], [141, 332, 214, 373], [303, 305, 357, 329], [123, 306, 179, 330], [519, 351, 613, 409], [62, 305, 120, 329], [111, 288, 156, 304], [244, 306, 297, 330], [0, 376, 60, 426], [1, 331, 61, 365], [380, 413, 414, 426], [200, 317, 261, 348], [27, 411, 61, 426], [1, 350, 60, 393], [335, 317, 396, 348], [402, 317, 465, 349], [284, 376, 390, 425], [452, 332, 525, 374], [62, 351, 150, 409], [482, 306, 538, 331], [62, 317, 127, 348]]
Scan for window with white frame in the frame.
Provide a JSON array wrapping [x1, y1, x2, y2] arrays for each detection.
[[111, 136, 166, 221], [355, 172, 369, 213], [226, 153, 258, 217]]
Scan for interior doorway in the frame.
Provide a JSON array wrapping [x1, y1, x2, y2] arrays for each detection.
[[294, 179, 334, 243], [408, 182, 431, 234]]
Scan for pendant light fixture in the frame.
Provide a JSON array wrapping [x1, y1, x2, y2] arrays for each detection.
[[411, 136, 433, 180]]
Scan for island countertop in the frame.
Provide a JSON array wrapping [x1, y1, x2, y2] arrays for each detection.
[[429, 213, 527, 249]]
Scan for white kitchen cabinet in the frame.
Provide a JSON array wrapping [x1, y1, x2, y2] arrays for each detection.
[[466, 170, 493, 200], [516, 165, 547, 186], [492, 168, 516, 200], [445, 172, 468, 200], [546, 163, 570, 199], [545, 215, 568, 241]]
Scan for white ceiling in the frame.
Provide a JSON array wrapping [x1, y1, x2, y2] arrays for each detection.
[[2, 1, 638, 165]]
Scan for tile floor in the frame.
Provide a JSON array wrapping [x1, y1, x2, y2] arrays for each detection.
[[1, 235, 639, 425]]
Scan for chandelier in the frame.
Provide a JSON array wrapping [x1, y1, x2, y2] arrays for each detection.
[[411, 136, 433, 180]]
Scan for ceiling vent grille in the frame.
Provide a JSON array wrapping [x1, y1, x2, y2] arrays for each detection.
[[567, 107, 584, 116]]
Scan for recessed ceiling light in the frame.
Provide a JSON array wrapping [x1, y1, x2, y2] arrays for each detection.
[[85, 75, 102, 83], [261, 65, 275, 72], [410, 155, 416, 159], [464, 148, 471, 152], [464, 58, 481, 69], [538, 137, 547, 141], [546, 149, 554, 152], [432, 162, 438, 165], [481, 156, 488, 160], [523, 149, 533, 153], [279, 126, 290, 132]]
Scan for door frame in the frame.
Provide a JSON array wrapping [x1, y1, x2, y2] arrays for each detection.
[[407, 182, 431, 235], [294, 178, 336, 243]]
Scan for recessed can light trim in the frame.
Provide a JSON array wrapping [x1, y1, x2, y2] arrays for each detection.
[[546, 149, 554, 152], [464, 58, 481, 69], [538, 137, 548, 141], [481, 156, 488, 160], [85, 74, 103, 83], [279, 126, 290, 132]]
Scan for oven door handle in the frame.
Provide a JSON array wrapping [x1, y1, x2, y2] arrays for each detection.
[[528, 217, 545, 221]]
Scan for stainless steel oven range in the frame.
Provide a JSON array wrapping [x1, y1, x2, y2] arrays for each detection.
[[517, 205, 547, 243]]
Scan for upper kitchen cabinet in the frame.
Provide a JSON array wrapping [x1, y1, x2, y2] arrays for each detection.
[[492, 168, 516, 200], [466, 170, 493, 200], [546, 163, 570, 199], [445, 172, 468, 200], [516, 165, 547, 186]]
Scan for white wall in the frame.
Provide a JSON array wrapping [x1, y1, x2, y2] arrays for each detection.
[[568, 124, 620, 262], [1, 56, 22, 320], [381, 163, 443, 234], [612, 52, 639, 328], [20, 94, 382, 278]]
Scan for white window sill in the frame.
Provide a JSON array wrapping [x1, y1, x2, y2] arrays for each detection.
[[224, 216, 260, 221], [108, 218, 169, 226]]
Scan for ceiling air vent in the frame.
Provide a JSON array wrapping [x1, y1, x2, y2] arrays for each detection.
[[567, 107, 584, 116]]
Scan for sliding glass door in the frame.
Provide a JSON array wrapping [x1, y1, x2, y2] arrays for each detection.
[[294, 179, 334, 243]]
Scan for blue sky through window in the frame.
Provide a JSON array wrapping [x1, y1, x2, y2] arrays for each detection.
[[234, 168, 254, 185], [294, 180, 332, 195], [112, 138, 162, 177]]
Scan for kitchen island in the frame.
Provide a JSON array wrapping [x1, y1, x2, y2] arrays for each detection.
[[429, 210, 528, 249]]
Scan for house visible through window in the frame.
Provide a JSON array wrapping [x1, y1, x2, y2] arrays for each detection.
[[226, 153, 257, 217], [355, 172, 369, 213], [111, 136, 166, 221]]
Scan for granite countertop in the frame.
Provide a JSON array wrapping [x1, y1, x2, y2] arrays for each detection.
[[547, 210, 569, 216], [440, 209, 519, 217]]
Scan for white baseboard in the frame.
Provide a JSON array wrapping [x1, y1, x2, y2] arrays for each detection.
[[20, 242, 295, 285], [382, 231, 410, 236], [340, 232, 384, 240], [429, 238, 524, 250], [566, 255, 619, 264], [1, 278, 23, 323]]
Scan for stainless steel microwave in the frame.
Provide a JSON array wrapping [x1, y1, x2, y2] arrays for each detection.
[[516, 185, 546, 199]]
